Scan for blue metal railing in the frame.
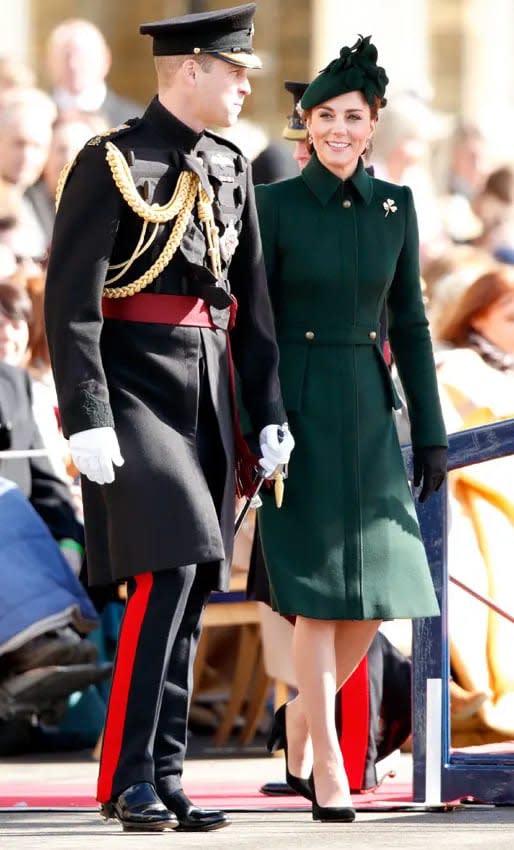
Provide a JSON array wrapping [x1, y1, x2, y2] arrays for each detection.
[[408, 418, 514, 805]]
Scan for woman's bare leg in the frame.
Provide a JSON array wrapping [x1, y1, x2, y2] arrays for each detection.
[[292, 617, 381, 807], [334, 619, 381, 689]]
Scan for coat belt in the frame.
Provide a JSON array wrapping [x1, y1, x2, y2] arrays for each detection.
[[278, 326, 379, 345], [102, 293, 237, 330]]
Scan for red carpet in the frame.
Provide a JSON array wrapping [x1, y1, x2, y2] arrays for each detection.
[[0, 779, 415, 811]]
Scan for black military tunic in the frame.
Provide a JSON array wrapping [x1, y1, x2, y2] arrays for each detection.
[[45, 96, 285, 588]]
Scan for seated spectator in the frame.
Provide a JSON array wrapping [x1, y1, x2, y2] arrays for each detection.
[[0, 87, 57, 255], [471, 166, 514, 262], [435, 265, 514, 745], [0, 279, 69, 481], [0, 362, 112, 755], [371, 90, 451, 269], [30, 110, 109, 237], [422, 244, 493, 334], [46, 19, 143, 126], [0, 56, 35, 94], [447, 123, 488, 202]]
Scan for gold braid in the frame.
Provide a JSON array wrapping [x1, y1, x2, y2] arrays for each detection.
[[103, 142, 201, 298], [105, 141, 194, 223], [55, 158, 77, 211], [197, 186, 222, 279], [55, 140, 223, 299], [103, 174, 199, 298]]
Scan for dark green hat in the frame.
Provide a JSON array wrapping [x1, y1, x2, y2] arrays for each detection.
[[301, 35, 388, 110], [140, 3, 262, 70], [282, 80, 309, 141]]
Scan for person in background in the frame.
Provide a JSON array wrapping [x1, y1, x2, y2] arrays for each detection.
[[44, 3, 293, 833], [30, 110, 110, 242], [0, 87, 57, 259], [0, 279, 69, 483], [256, 36, 447, 823], [435, 265, 514, 745], [447, 123, 488, 202], [471, 166, 514, 263], [46, 19, 143, 127], [282, 80, 311, 171], [371, 90, 450, 269], [0, 56, 35, 94]]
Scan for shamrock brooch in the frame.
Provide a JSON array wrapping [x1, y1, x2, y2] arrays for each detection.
[[383, 198, 398, 217]]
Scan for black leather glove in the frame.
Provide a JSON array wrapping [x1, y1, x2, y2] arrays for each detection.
[[413, 446, 447, 503]]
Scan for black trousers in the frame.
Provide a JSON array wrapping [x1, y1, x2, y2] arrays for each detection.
[[97, 565, 213, 802], [97, 349, 225, 803]]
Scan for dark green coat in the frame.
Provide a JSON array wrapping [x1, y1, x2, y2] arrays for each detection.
[[256, 155, 446, 620]]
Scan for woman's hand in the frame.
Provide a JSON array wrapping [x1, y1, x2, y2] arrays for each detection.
[[413, 445, 447, 502]]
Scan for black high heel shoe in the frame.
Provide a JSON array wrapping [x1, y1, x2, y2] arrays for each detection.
[[267, 703, 313, 801], [311, 776, 355, 823]]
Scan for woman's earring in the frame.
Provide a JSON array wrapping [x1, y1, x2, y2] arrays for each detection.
[[308, 133, 313, 144]]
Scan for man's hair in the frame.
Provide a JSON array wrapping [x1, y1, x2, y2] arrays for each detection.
[[154, 54, 215, 87], [0, 87, 57, 131]]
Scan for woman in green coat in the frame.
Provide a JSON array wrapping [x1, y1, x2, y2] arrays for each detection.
[[256, 37, 447, 822]]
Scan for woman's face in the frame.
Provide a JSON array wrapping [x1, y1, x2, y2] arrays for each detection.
[[471, 291, 514, 355], [306, 90, 375, 179], [0, 307, 29, 365]]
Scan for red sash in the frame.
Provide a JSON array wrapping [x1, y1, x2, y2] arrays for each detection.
[[102, 293, 257, 498]]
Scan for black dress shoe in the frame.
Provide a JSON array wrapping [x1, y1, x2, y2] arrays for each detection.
[[267, 703, 313, 801], [311, 777, 355, 823], [160, 788, 229, 831], [100, 782, 177, 832]]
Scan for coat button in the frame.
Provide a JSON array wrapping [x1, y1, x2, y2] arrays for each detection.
[[342, 199, 352, 208], [305, 331, 315, 340], [368, 331, 377, 341]]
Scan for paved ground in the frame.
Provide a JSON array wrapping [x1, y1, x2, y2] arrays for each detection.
[[2, 748, 514, 848]]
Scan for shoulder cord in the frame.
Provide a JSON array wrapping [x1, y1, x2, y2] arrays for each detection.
[[55, 141, 223, 299], [197, 185, 222, 280], [103, 142, 202, 298]]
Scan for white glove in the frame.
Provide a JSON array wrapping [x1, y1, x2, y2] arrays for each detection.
[[259, 423, 295, 477], [69, 426, 124, 485]]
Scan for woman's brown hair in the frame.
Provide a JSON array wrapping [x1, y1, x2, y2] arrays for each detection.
[[437, 266, 514, 346]]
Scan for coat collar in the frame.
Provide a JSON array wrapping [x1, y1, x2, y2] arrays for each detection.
[[301, 154, 373, 206], [142, 96, 203, 152]]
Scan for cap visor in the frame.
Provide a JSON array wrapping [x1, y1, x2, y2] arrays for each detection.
[[282, 127, 308, 141], [217, 51, 262, 70]]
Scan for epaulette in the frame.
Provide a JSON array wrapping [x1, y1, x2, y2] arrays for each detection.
[[203, 128, 246, 159], [86, 117, 140, 147], [55, 119, 141, 211]]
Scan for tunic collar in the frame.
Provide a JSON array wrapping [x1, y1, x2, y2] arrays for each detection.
[[142, 96, 203, 152], [301, 154, 373, 206]]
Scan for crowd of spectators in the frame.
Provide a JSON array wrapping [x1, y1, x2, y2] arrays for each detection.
[[1, 15, 514, 756], [0, 19, 144, 756]]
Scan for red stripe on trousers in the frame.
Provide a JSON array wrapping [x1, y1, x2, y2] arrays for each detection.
[[338, 656, 370, 791], [96, 572, 154, 802]]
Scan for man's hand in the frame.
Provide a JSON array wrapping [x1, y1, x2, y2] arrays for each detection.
[[69, 427, 124, 485], [258, 423, 295, 477], [413, 445, 447, 502]]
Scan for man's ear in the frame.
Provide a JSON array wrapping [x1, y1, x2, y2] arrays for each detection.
[[181, 58, 199, 87]]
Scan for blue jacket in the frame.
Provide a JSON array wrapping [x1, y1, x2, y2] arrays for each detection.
[[0, 479, 98, 653]]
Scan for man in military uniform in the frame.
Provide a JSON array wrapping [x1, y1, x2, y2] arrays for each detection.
[[44, 3, 293, 833]]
